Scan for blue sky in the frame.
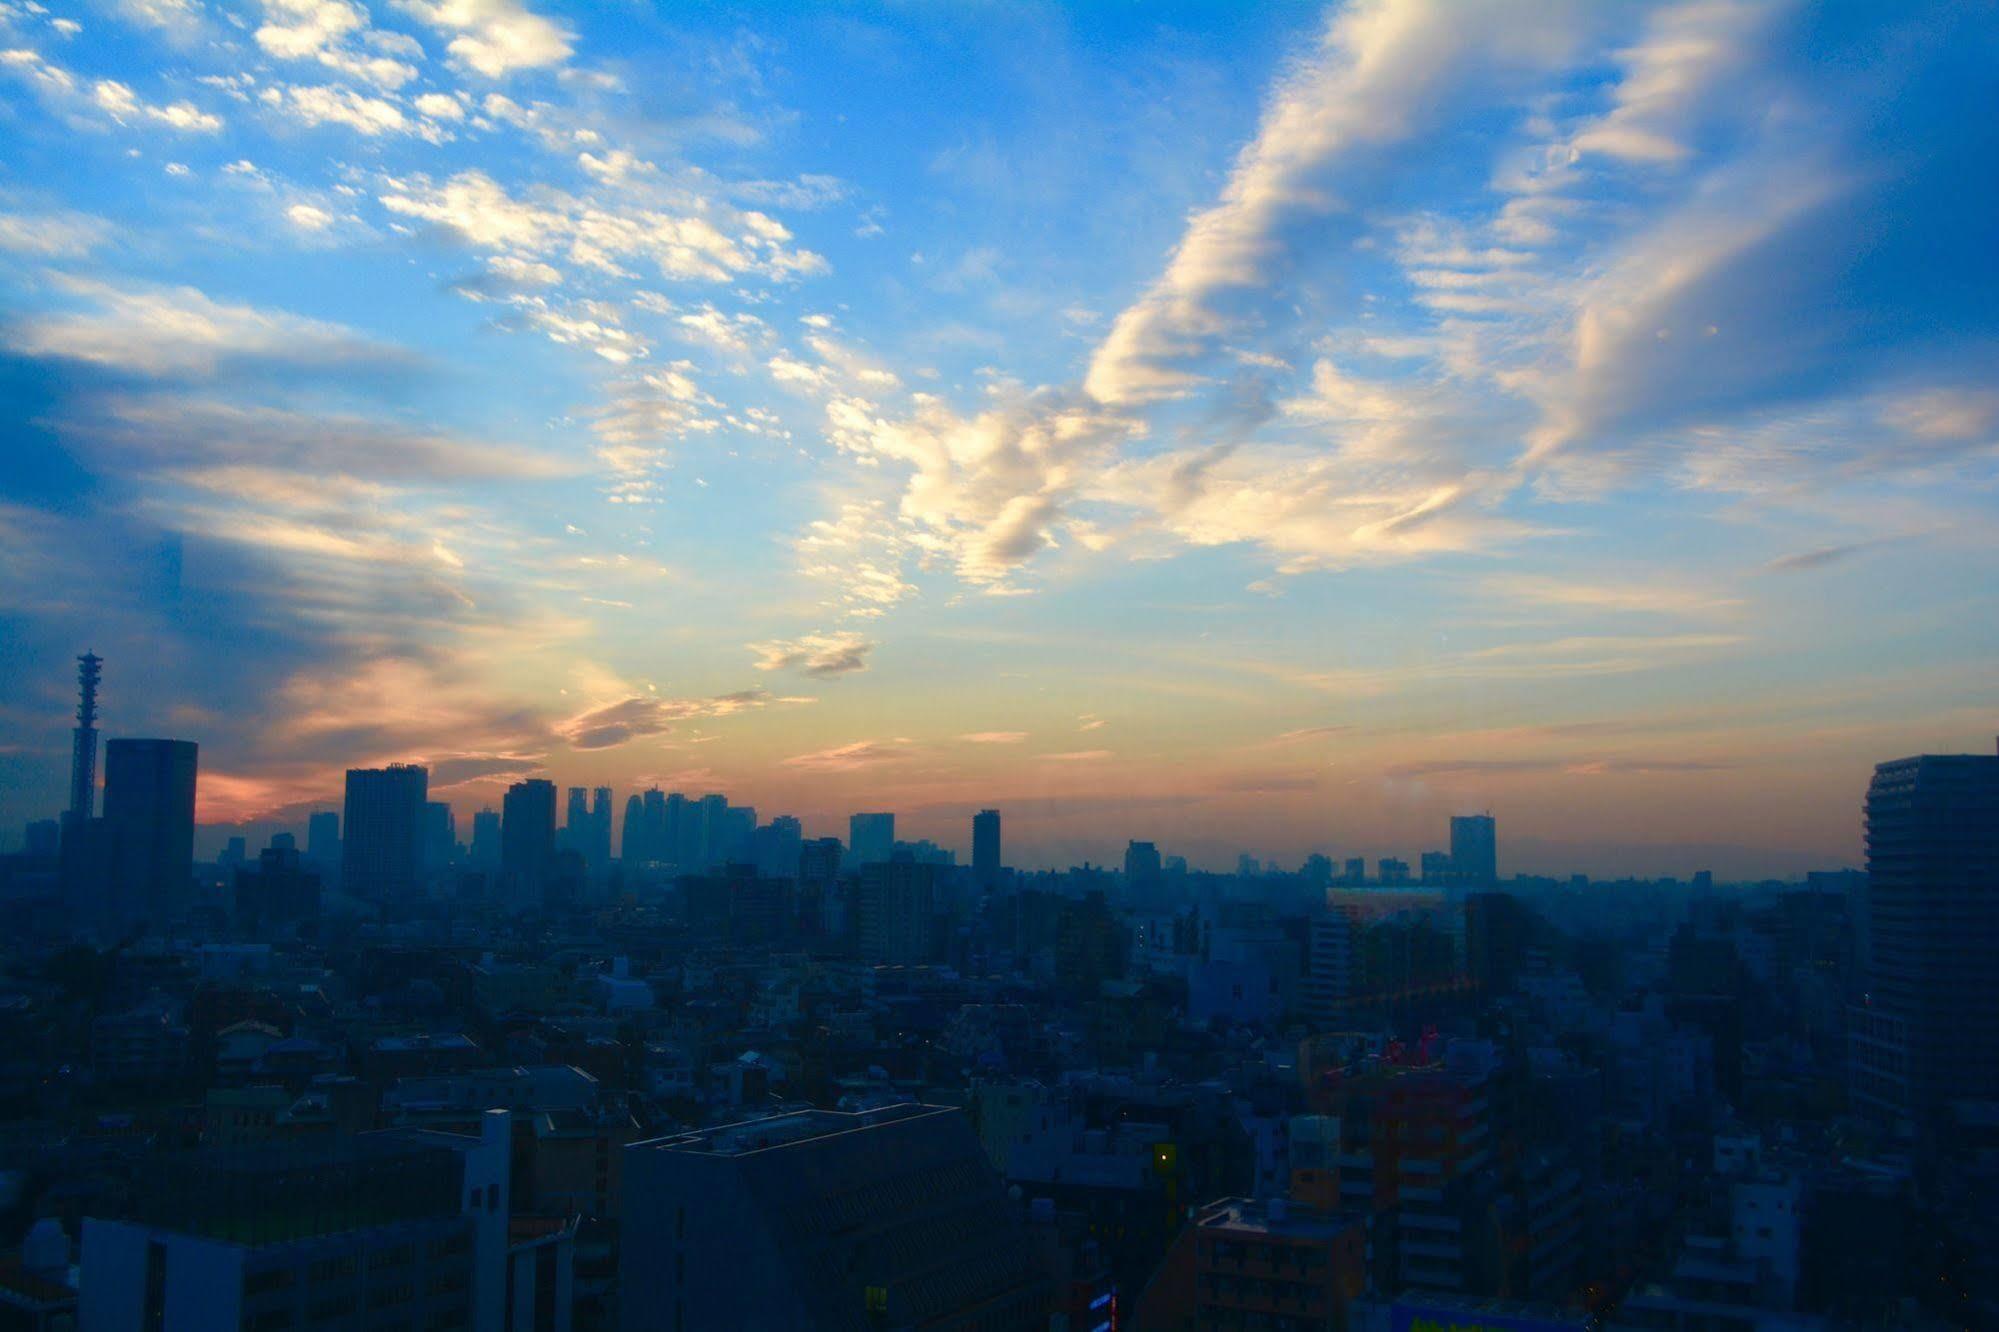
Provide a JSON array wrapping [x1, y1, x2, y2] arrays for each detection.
[[1, 0, 1994, 874]]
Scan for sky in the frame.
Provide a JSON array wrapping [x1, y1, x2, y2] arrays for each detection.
[[0, 0, 1995, 876]]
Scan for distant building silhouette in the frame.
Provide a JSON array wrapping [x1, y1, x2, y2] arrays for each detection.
[[469, 807, 500, 868], [96, 738, 198, 930], [590, 785, 613, 868], [849, 811, 895, 868], [423, 800, 456, 872], [501, 779, 557, 905], [620, 793, 643, 863], [1124, 840, 1162, 894], [858, 859, 936, 965], [564, 786, 589, 859], [1850, 744, 1999, 1123], [1451, 813, 1498, 886], [341, 765, 427, 904], [973, 808, 1002, 890], [304, 809, 340, 877]]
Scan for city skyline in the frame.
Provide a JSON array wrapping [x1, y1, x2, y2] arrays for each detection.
[[3, 2, 1997, 876]]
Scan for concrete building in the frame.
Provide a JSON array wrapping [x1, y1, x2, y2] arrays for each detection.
[[621, 1104, 1045, 1331]]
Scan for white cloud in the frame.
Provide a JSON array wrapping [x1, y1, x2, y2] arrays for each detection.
[[262, 82, 408, 134], [5, 275, 406, 377], [395, 0, 572, 78], [0, 209, 112, 257], [749, 631, 875, 677]]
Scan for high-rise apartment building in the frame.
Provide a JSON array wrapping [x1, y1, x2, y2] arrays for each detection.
[[305, 810, 340, 874], [342, 765, 428, 903], [973, 809, 1002, 890], [1850, 745, 1999, 1122], [849, 812, 895, 868]]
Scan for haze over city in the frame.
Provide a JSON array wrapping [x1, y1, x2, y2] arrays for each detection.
[[3, 0, 1996, 876]]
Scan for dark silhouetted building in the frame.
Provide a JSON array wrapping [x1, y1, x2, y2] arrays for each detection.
[[620, 794, 642, 863], [233, 844, 321, 932], [304, 809, 339, 872], [621, 1105, 1045, 1331], [1124, 840, 1162, 894], [974, 808, 1002, 890], [502, 779, 558, 905], [850, 811, 895, 868], [98, 737, 199, 928], [1850, 745, 1999, 1122], [342, 764, 428, 904], [858, 859, 937, 965], [590, 785, 613, 868], [1451, 813, 1498, 886]]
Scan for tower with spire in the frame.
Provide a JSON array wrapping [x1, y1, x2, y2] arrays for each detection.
[[69, 652, 102, 820]]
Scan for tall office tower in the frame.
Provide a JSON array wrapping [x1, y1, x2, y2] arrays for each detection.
[[564, 786, 589, 857], [501, 778, 557, 901], [639, 788, 667, 864], [590, 786, 613, 868], [470, 808, 501, 867], [305, 810, 340, 871], [1850, 746, 1999, 1122], [664, 792, 692, 865], [342, 765, 428, 904], [100, 738, 199, 927], [698, 793, 729, 866], [1449, 813, 1498, 886], [858, 859, 938, 965], [620, 794, 643, 862], [68, 651, 102, 820], [1123, 839, 1162, 893], [423, 800, 456, 871], [849, 811, 895, 868], [622, 1105, 1045, 1332], [973, 808, 1002, 890]]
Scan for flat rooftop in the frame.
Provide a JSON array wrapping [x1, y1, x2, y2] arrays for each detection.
[[633, 1103, 948, 1157], [1195, 1198, 1359, 1241]]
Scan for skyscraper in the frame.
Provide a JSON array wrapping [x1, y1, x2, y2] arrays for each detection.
[[973, 808, 1001, 890], [564, 786, 589, 858], [620, 794, 643, 862], [1850, 746, 1999, 1122], [68, 651, 101, 821], [849, 811, 895, 868], [1450, 814, 1497, 886], [501, 778, 557, 902], [100, 737, 198, 927], [423, 800, 456, 872], [590, 786, 613, 868], [1124, 839, 1162, 893], [305, 810, 340, 872], [342, 765, 428, 904], [469, 808, 501, 868]]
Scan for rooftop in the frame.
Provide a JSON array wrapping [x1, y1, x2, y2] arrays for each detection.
[[1195, 1197, 1360, 1241], [634, 1102, 944, 1157]]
